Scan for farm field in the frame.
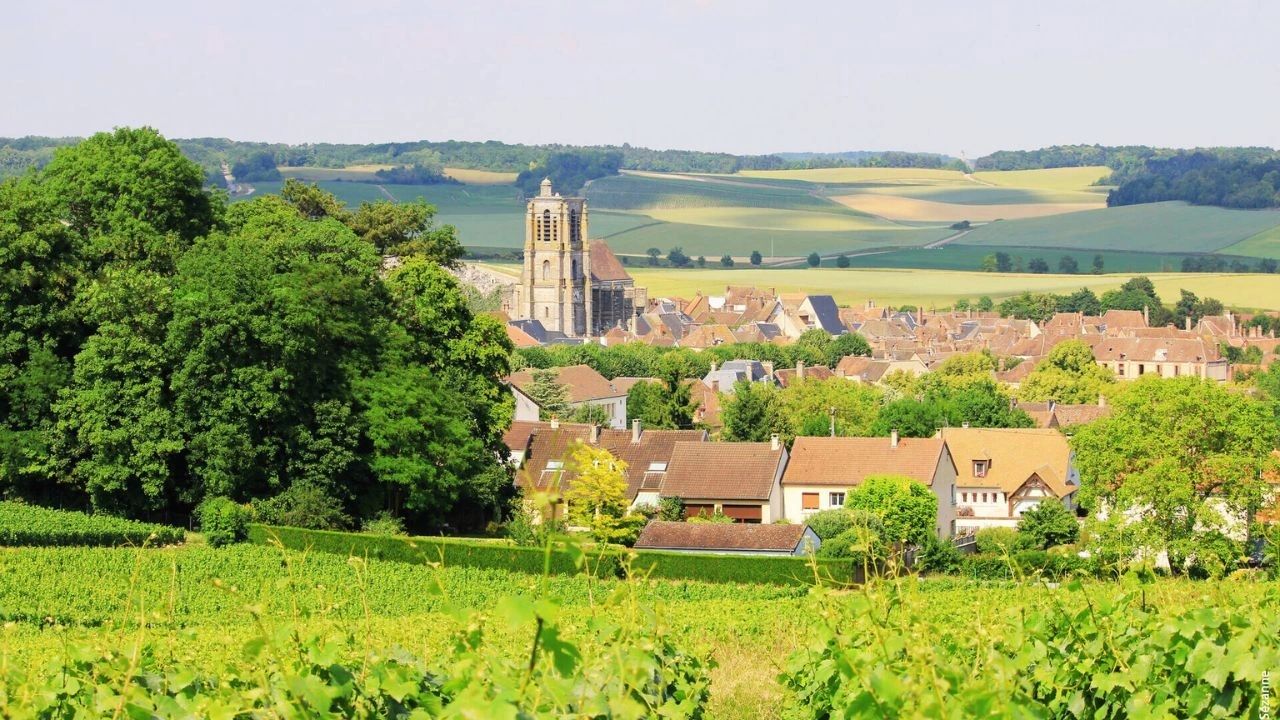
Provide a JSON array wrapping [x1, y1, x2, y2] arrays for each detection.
[[971, 165, 1112, 190], [2, 542, 1272, 719], [737, 167, 967, 184], [830, 245, 1251, 274], [829, 193, 1099, 222], [957, 201, 1280, 254], [621, 267, 1280, 310], [1222, 223, 1280, 259], [443, 166, 518, 184], [276, 164, 392, 182]]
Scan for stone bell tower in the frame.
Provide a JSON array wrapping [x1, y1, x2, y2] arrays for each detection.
[[515, 178, 591, 337]]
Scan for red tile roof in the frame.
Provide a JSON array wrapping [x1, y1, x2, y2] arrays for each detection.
[[506, 364, 626, 403], [634, 521, 810, 552], [589, 241, 631, 282]]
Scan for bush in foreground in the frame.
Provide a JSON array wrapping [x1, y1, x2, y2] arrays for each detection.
[[0, 501, 184, 547], [197, 497, 251, 547]]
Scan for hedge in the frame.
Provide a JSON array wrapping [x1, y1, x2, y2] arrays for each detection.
[[249, 524, 853, 586], [628, 550, 858, 586], [248, 525, 624, 578], [0, 502, 185, 547], [962, 550, 1098, 581]]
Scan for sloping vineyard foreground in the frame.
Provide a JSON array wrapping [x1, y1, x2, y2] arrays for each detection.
[[1, 533, 1275, 719]]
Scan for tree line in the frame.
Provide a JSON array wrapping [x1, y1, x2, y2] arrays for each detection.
[[0, 128, 515, 533], [992, 276, 1223, 327], [1108, 152, 1280, 209]]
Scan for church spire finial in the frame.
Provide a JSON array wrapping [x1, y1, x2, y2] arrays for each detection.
[[539, 177, 553, 197]]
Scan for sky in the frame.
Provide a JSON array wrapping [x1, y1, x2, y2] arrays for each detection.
[[3, 0, 1278, 157]]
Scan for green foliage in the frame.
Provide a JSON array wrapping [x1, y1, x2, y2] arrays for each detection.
[[1018, 339, 1115, 404], [630, 551, 852, 586], [844, 475, 937, 545], [1017, 501, 1080, 549], [914, 534, 964, 574], [806, 252, 821, 267], [657, 496, 685, 522], [777, 375, 880, 440], [750, 250, 762, 266], [805, 508, 855, 540], [719, 253, 734, 267], [362, 511, 407, 536], [687, 509, 735, 524], [1073, 377, 1279, 575], [253, 483, 352, 531], [527, 368, 571, 419], [515, 150, 622, 195], [197, 496, 251, 547], [974, 527, 1028, 554], [835, 254, 850, 268], [780, 577, 1279, 718], [347, 198, 463, 265], [817, 511, 886, 565], [0, 501, 184, 547], [721, 380, 782, 442]]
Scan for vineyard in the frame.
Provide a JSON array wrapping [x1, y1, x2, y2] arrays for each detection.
[[0, 536, 1275, 718], [0, 501, 185, 547]]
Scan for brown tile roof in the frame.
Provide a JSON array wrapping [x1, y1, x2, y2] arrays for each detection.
[[511, 421, 706, 498], [634, 521, 809, 552], [661, 442, 785, 501], [1102, 309, 1148, 330], [503, 420, 540, 454], [774, 365, 836, 388], [1088, 336, 1220, 363], [1051, 403, 1112, 427], [588, 241, 631, 282], [507, 364, 626, 403], [784, 436, 949, 488], [941, 427, 1074, 497], [506, 324, 542, 348], [610, 376, 657, 395]]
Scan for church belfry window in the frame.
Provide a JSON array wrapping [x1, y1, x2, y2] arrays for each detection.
[[570, 209, 580, 244], [541, 210, 552, 242], [572, 259, 578, 278], [542, 259, 551, 281]]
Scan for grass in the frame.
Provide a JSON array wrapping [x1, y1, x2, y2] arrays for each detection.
[[971, 165, 1113, 191], [957, 201, 1280, 253], [1222, 223, 1280, 259], [640, 206, 912, 232], [587, 173, 849, 213], [600, 222, 952, 258], [621, 267, 1280, 310]]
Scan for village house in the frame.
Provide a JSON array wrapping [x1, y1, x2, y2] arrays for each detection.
[[941, 427, 1078, 533], [835, 355, 929, 385], [506, 364, 629, 429], [634, 521, 820, 556], [658, 435, 789, 523], [1088, 336, 1228, 381], [782, 433, 958, 537], [506, 419, 707, 519]]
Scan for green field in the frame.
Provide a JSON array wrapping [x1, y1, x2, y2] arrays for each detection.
[[1222, 223, 1280, 259], [957, 201, 1280, 254], [3, 542, 1271, 719], [620, 267, 1280, 310], [971, 165, 1113, 191], [829, 245, 1247, 273]]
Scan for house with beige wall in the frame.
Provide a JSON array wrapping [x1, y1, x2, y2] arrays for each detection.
[[782, 433, 958, 538], [941, 427, 1078, 534], [1088, 336, 1228, 382], [506, 364, 629, 429]]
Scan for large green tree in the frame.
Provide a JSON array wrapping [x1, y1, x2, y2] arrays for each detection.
[[844, 474, 938, 544], [1018, 340, 1115, 404]]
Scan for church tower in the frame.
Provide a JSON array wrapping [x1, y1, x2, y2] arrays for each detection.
[[518, 178, 591, 337]]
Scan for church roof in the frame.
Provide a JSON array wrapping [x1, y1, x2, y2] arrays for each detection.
[[589, 241, 632, 282]]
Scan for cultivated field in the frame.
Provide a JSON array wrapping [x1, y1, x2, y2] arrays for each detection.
[[620, 267, 1280, 310], [971, 165, 1113, 191], [1223, 223, 1280, 259], [830, 193, 1100, 222], [957, 201, 1280, 254], [444, 166, 519, 184], [276, 164, 392, 181], [737, 167, 966, 183], [3, 542, 1270, 719]]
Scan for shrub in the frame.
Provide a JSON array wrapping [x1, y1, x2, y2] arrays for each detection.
[[657, 496, 685, 522], [253, 484, 352, 530], [362, 512, 407, 536], [0, 501, 184, 547], [818, 511, 887, 566], [198, 497, 251, 548], [915, 534, 964, 574], [687, 509, 734, 524], [630, 551, 853, 586], [1016, 501, 1079, 549], [845, 474, 937, 545], [975, 527, 1027, 554], [806, 508, 854, 540], [632, 502, 658, 519]]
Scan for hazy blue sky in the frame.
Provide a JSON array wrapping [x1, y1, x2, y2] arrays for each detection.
[[3, 0, 1277, 156]]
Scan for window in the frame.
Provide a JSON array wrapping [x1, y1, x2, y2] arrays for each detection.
[[542, 259, 551, 281], [647, 462, 667, 472], [572, 259, 578, 278], [1116, 364, 1125, 377], [802, 493, 820, 510], [1137, 363, 1146, 376], [541, 210, 552, 242], [981, 493, 988, 503], [961, 492, 968, 502], [828, 492, 845, 507], [973, 460, 989, 478]]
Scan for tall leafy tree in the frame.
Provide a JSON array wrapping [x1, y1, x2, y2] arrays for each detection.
[[721, 380, 782, 442], [1018, 340, 1115, 404]]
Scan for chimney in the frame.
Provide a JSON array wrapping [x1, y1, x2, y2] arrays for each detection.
[[1185, 316, 1191, 332], [1143, 305, 1150, 326], [710, 361, 718, 372], [1098, 394, 1107, 407], [961, 421, 970, 429], [770, 433, 780, 451], [1048, 400, 1057, 414], [589, 423, 600, 444], [550, 417, 560, 430], [711, 379, 720, 393], [890, 429, 899, 448], [632, 418, 642, 443], [796, 359, 805, 380], [762, 361, 774, 379]]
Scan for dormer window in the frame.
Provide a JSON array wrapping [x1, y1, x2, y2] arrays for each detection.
[[973, 460, 989, 478], [545, 460, 563, 471]]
